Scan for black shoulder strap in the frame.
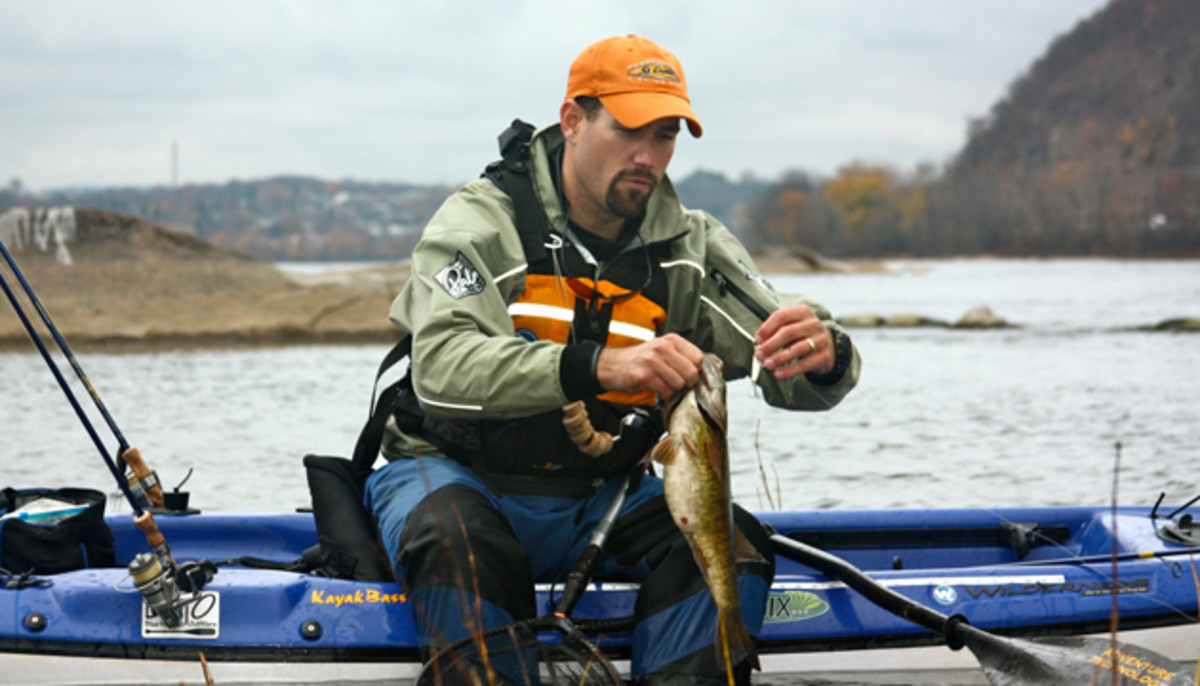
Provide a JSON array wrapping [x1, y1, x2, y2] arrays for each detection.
[[350, 121, 554, 477], [482, 119, 551, 264], [351, 335, 412, 479]]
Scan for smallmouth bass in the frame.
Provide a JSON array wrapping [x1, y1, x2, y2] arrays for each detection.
[[651, 353, 762, 684]]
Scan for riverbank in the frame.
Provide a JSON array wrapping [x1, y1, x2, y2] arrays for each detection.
[[2, 208, 1194, 352], [0, 208, 895, 352], [0, 209, 408, 351]]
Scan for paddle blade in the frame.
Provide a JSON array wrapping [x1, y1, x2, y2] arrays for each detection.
[[960, 624, 1192, 686]]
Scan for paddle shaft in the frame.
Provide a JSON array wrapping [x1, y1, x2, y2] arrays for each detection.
[[554, 469, 635, 617], [770, 530, 1193, 686], [769, 532, 957, 639], [553, 413, 658, 616]]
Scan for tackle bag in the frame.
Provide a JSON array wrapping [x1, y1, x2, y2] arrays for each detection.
[[0, 487, 116, 574]]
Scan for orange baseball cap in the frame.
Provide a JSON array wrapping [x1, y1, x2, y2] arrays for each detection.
[[566, 34, 702, 138]]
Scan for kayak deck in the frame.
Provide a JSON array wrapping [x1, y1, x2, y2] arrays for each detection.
[[1, 503, 1197, 684]]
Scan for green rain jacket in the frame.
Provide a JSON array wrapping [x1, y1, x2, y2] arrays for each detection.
[[382, 124, 860, 463]]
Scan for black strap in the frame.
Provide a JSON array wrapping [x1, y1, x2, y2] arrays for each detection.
[[350, 119, 565, 483], [482, 118, 552, 264], [351, 335, 412, 480]]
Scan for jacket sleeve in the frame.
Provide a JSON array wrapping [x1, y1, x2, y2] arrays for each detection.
[[388, 181, 572, 420], [691, 213, 860, 411]]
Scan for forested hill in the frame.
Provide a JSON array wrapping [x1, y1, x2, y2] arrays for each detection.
[[741, 0, 1199, 258], [932, 0, 1200, 255], [954, 0, 1199, 174]]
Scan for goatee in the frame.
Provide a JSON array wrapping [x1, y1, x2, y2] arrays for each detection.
[[605, 171, 657, 220]]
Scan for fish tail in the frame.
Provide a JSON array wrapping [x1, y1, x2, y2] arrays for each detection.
[[715, 607, 760, 684]]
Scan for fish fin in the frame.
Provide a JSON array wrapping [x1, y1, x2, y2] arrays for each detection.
[[649, 436, 676, 466], [733, 527, 768, 565], [716, 607, 761, 680]]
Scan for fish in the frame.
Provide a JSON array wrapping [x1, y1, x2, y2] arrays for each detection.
[[650, 353, 763, 684]]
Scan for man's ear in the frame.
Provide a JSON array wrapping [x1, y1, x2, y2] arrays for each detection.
[[560, 99, 585, 143]]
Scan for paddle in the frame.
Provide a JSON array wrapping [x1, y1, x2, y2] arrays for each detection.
[[769, 531, 1193, 686]]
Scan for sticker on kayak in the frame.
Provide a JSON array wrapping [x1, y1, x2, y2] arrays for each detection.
[[763, 590, 829, 624], [142, 591, 220, 639], [931, 584, 958, 606]]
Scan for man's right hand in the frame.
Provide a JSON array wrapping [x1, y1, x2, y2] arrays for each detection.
[[594, 334, 705, 402]]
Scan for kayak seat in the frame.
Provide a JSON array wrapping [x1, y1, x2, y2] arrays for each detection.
[[303, 454, 393, 582]]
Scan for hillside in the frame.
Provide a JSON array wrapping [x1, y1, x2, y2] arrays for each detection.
[[0, 208, 407, 349], [954, 0, 1199, 173], [934, 0, 1200, 254]]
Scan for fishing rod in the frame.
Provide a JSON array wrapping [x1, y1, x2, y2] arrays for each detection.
[[0, 244, 173, 569], [1003, 546, 1200, 569], [0, 239, 164, 508]]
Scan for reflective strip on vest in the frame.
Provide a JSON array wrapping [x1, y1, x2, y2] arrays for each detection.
[[509, 274, 665, 406]]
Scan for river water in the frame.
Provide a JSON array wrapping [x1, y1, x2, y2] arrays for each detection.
[[1, 258, 1198, 517]]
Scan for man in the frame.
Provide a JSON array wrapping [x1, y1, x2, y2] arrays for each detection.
[[366, 34, 860, 685]]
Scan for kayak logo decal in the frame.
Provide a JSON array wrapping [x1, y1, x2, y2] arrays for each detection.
[[965, 578, 1149, 599], [142, 591, 220, 639], [931, 585, 957, 606], [434, 252, 486, 300], [310, 589, 407, 607], [1091, 646, 1180, 686], [764, 590, 829, 623]]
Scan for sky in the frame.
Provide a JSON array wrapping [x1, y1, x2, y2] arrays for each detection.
[[1, 0, 1111, 192]]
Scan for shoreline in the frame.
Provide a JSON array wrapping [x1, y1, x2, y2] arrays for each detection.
[[4, 255, 1198, 354]]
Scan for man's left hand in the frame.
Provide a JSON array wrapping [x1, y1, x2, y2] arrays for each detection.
[[753, 305, 834, 379]]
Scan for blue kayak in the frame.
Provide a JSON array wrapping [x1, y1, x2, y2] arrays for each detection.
[[2, 500, 1198, 685]]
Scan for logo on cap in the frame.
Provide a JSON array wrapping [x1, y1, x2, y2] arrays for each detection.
[[627, 61, 680, 83]]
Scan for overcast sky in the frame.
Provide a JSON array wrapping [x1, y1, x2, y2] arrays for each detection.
[[1, 0, 1110, 192]]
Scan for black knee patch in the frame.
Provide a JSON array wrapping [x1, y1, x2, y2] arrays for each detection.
[[398, 483, 537, 621]]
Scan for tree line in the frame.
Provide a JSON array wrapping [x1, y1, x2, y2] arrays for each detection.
[[741, 158, 1199, 258]]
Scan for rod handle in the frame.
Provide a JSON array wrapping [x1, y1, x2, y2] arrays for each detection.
[[122, 447, 165, 508], [134, 510, 175, 569]]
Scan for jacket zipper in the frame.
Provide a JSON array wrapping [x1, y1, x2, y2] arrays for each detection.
[[711, 269, 771, 321]]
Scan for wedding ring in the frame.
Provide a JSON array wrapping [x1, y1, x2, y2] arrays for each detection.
[[804, 337, 816, 353]]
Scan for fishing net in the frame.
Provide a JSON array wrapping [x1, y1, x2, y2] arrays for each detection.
[[414, 616, 622, 686]]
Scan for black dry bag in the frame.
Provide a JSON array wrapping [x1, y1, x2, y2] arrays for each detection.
[[1, 487, 116, 574]]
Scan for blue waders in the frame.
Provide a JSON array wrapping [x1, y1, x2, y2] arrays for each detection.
[[366, 457, 774, 685]]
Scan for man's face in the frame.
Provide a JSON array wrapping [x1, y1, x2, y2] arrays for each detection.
[[565, 104, 680, 223]]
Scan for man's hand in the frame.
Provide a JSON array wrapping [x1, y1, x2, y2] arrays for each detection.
[[754, 306, 834, 380], [595, 333, 705, 401]]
